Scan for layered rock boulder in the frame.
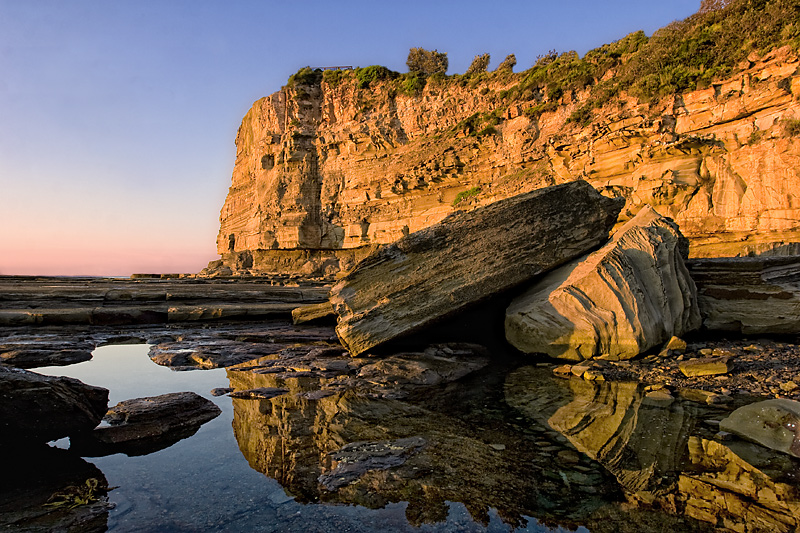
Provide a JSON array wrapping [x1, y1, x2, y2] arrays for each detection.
[[329, 181, 624, 356], [505, 206, 700, 360], [0, 366, 108, 445]]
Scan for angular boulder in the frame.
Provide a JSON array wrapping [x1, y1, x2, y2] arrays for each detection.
[[0, 366, 108, 445], [330, 181, 624, 356], [720, 399, 800, 458], [505, 206, 700, 360]]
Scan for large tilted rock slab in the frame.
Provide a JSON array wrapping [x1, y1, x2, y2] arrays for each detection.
[[330, 181, 624, 356], [687, 256, 800, 334], [0, 366, 109, 445], [505, 206, 701, 360]]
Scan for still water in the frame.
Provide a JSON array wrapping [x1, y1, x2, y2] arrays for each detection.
[[23, 341, 800, 532], [32, 344, 577, 532]]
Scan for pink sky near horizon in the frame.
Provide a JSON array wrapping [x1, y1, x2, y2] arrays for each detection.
[[0, 1, 702, 277]]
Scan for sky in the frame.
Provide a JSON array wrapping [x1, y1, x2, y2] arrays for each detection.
[[0, 0, 701, 276]]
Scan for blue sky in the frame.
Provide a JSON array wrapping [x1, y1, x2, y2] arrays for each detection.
[[0, 0, 700, 275]]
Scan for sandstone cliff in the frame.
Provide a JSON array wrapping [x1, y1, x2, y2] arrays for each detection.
[[211, 41, 800, 277]]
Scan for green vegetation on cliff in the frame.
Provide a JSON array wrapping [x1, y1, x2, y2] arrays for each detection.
[[286, 0, 800, 122]]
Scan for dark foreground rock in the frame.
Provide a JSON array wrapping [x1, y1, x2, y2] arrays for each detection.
[[330, 181, 624, 356], [0, 444, 111, 532], [0, 366, 108, 446], [687, 256, 800, 334], [505, 206, 700, 360], [72, 391, 220, 457]]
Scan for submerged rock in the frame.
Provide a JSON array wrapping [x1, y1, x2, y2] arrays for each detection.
[[73, 391, 220, 456], [319, 437, 427, 490], [0, 366, 108, 446], [720, 399, 800, 458], [228, 387, 289, 400], [505, 206, 700, 360], [330, 181, 623, 356]]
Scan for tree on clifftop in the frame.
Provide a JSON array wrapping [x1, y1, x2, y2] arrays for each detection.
[[465, 53, 490, 75], [406, 48, 448, 75]]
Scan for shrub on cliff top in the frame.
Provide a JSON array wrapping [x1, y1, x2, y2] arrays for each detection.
[[495, 54, 517, 73], [355, 65, 398, 89], [407, 47, 449, 75], [288, 66, 322, 87], [465, 54, 491, 75]]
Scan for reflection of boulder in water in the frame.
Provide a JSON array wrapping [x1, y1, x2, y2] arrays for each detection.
[[505, 366, 694, 493], [226, 363, 620, 528], [506, 366, 800, 532], [679, 437, 800, 531], [0, 444, 111, 532]]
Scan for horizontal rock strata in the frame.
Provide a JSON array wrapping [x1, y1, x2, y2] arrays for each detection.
[[0, 276, 329, 326], [212, 46, 800, 278], [505, 206, 700, 360], [687, 256, 800, 334], [330, 181, 623, 356]]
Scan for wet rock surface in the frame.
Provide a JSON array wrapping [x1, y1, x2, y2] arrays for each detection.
[[330, 181, 623, 356], [73, 391, 221, 457], [548, 336, 800, 402], [0, 366, 108, 446], [720, 399, 800, 458]]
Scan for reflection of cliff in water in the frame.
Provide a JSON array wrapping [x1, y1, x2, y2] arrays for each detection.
[[505, 367, 800, 532], [227, 357, 723, 531]]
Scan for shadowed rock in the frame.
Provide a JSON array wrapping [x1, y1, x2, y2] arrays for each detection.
[[0, 366, 108, 446], [505, 206, 700, 360], [72, 391, 220, 457], [0, 444, 111, 532], [330, 181, 624, 356]]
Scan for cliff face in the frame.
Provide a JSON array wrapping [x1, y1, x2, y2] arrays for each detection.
[[214, 46, 800, 276]]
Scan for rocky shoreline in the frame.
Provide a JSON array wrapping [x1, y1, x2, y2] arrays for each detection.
[[4, 182, 800, 531]]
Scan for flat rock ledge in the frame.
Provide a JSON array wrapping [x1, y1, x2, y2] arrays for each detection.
[[505, 206, 700, 361], [330, 181, 623, 356]]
